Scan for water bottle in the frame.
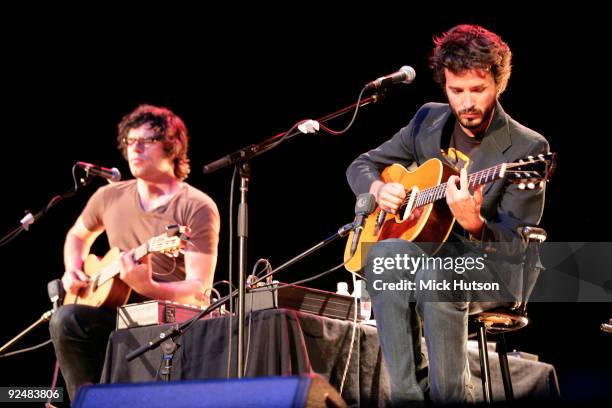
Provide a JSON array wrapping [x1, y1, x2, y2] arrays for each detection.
[[353, 280, 372, 321]]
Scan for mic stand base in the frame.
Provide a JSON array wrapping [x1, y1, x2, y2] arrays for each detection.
[[160, 337, 180, 381]]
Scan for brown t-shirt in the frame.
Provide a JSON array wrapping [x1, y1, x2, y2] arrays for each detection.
[[80, 180, 220, 284]]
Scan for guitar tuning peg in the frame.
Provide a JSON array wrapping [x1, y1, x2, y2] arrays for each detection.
[[527, 182, 535, 189], [539, 181, 545, 189], [518, 183, 526, 190]]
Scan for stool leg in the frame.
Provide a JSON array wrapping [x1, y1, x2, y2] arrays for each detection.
[[477, 322, 493, 403], [497, 334, 514, 400]]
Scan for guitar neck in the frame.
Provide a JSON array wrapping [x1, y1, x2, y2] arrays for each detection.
[[98, 241, 150, 285], [413, 163, 506, 208], [133, 241, 150, 262]]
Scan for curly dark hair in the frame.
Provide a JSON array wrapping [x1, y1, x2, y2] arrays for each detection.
[[117, 104, 191, 180], [429, 24, 512, 97]]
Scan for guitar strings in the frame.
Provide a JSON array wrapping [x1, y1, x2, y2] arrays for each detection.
[[399, 165, 502, 207], [397, 159, 548, 208], [80, 236, 187, 290]]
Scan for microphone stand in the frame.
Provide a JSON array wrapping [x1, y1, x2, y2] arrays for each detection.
[[236, 161, 250, 379], [125, 221, 356, 363], [202, 94, 383, 174], [0, 310, 54, 355], [0, 170, 98, 247], [0, 279, 65, 356], [201, 93, 383, 378]]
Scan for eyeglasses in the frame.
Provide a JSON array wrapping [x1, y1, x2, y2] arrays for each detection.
[[122, 135, 164, 146]]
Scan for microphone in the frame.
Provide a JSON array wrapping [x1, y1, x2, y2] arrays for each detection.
[[349, 193, 378, 259], [47, 279, 65, 311], [76, 161, 121, 182], [365, 65, 416, 90]]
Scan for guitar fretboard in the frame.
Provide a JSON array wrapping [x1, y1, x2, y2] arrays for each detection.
[[96, 241, 149, 286], [409, 164, 505, 208]]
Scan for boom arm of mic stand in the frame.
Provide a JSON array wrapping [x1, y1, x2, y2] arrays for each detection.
[[202, 95, 382, 174], [248, 221, 355, 288], [1, 171, 96, 246]]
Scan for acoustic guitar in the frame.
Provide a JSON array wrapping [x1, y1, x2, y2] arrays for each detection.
[[63, 225, 190, 309], [343, 153, 556, 272]]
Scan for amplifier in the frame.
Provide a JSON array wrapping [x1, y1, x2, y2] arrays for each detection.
[[245, 283, 362, 321], [116, 300, 215, 329], [117, 285, 362, 329]]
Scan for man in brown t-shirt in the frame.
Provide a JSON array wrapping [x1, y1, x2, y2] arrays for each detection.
[[49, 105, 220, 402]]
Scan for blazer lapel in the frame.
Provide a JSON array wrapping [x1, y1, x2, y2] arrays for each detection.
[[469, 101, 512, 195], [416, 107, 451, 165]]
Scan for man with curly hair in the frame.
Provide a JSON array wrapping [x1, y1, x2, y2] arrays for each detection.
[[347, 25, 549, 405], [49, 105, 220, 401]]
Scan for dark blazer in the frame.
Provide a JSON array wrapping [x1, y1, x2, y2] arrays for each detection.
[[346, 101, 550, 297]]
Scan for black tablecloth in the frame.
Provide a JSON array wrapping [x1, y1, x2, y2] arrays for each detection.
[[101, 308, 559, 406]]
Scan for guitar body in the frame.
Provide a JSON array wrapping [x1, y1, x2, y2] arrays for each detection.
[[344, 158, 456, 272], [63, 247, 132, 309], [61, 225, 189, 309]]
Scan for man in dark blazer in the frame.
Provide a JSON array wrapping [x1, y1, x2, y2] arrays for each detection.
[[346, 25, 549, 405]]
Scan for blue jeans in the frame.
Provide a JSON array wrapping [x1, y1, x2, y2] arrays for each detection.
[[364, 239, 508, 406], [49, 304, 116, 402]]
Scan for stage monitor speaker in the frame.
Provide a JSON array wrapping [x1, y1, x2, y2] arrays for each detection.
[[72, 374, 347, 408]]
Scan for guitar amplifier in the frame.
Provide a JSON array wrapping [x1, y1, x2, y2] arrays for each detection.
[[116, 300, 217, 329], [245, 284, 362, 321], [117, 285, 362, 328]]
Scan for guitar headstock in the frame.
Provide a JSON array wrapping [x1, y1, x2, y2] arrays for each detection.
[[504, 153, 557, 190], [147, 225, 191, 258]]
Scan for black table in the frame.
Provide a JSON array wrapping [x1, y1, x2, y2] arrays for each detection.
[[101, 308, 559, 406]]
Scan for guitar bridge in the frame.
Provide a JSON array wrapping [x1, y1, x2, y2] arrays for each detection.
[[91, 275, 99, 291], [400, 186, 419, 221], [373, 209, 386, 235]]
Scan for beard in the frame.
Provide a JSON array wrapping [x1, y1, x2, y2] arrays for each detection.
[[455, 103, 495, 131]]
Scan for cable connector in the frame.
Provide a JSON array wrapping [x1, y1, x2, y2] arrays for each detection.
[[297, 119, 320, 135], [20, 212, 34, 231]]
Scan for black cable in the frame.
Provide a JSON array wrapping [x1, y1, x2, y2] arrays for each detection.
[[0, 163, 83, 247], [242, 303, 254, 377], [259, 122, 301, 153], [0, 228, 24, 247], [248, 260, 353, 294], [252, 258, 272, 279], [213, 280, 237, 292], [0, 339, 52, 358], [318, 86, 367, 136]]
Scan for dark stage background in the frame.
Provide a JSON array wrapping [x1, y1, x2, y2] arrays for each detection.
[[1, 6, 610, 404]]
